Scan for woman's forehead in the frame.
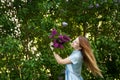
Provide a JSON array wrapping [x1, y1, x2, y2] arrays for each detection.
[[75, 37, 79, 41]]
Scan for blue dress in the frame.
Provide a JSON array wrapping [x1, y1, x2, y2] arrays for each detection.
[[65, 50, 83, 80]]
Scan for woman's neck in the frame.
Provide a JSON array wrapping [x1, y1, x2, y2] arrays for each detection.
[[74, 47, 82, 51]]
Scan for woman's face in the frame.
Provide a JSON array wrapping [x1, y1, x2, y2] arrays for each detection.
[[71, 37, 81, 50]]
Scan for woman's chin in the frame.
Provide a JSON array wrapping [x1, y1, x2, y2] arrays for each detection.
[[71, 46, 74, 49]]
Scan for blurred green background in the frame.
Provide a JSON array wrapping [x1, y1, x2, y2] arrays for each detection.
[[0, 0, 120, 80]]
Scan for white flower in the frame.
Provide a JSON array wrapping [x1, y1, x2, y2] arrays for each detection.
[[66, 0, 69, 2], [88, 4, 94, 9], [62, 22, 68, 27], [96, 4, 100, 8]]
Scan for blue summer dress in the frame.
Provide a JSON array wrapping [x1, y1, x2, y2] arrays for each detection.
[[65, 50, 83, 80]]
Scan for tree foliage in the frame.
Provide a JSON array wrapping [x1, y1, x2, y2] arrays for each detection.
[[0, 0, 120, 80]]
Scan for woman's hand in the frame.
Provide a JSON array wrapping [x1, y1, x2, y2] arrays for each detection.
[[49, 42, 56, 54], [53, 53, 72, 64], [49, 42, 54, 51]]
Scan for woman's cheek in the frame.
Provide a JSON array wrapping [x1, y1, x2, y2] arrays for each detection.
[[70, 43, 73, 46]]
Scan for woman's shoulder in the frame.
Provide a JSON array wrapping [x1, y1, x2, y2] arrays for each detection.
[[72, 50, 83, 57], [73, 50, 82, 54], [70, 50, 83, 63]]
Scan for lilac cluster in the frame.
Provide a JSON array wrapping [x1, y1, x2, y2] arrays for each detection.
[[49, 29, 70, 49]]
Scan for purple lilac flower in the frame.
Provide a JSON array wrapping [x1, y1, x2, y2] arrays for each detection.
[[52, 29, 57, 35], [53, 40, 59, 48], [96, 3, 99, 8], [49, 29, 57, 38], [53, 43, 59, 48], [49, 29, 70, 49], [58, 35, 70, 43], [53, 39, 64, 49], [58, 39, 64, 44], [63, 35, 70, 42], [49, 35, 53, 38], [58, 35, 65, 43], [58, 35, 63, 39], [59, 44, 64, 49]]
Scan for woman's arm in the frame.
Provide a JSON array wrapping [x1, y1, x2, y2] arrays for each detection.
[[49, 42, 71, 64], [53, 52, 72, 64]]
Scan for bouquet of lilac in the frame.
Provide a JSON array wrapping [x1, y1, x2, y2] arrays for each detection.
[[49, 29, 70, 49]]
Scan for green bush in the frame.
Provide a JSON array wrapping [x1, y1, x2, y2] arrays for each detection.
[[0, 0, 120, 80]]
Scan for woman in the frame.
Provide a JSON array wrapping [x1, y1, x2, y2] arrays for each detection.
[[51, 36, 103, 80]]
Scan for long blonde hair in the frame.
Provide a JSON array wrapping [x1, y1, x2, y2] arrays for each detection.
[[79, 36, 103, 78]]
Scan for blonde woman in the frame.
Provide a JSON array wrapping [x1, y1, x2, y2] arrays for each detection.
[[50, 36, 103, 80]]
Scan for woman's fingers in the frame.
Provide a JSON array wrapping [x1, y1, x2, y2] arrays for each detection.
[[49, 42, 54, 51]]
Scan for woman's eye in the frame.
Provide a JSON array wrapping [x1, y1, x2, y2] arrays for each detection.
[[74, 41, 76, 43]]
